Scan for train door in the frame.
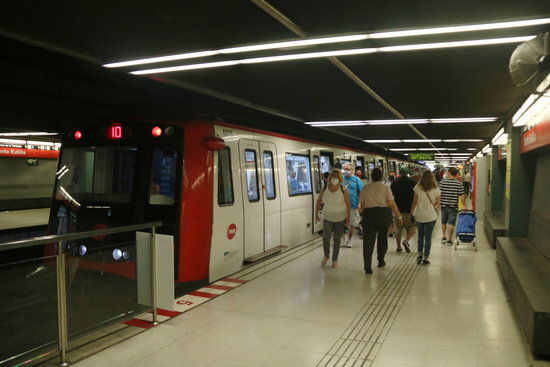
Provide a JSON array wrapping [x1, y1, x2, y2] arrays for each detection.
[[239, 139, 263, 258], [259, 142, 281, 251], [239, 139, 282, 258], [310, 151, 323, 233]]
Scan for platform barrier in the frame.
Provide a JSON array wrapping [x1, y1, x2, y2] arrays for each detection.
[[0, 221, 162, 367]]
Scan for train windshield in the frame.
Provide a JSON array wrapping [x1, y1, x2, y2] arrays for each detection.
[[56, 146, 137, 204]]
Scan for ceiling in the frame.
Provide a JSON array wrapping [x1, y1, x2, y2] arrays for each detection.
[[0, 1, 549, 161]]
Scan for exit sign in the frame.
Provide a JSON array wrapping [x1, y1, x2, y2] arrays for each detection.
[[409, 153, 434, 160]]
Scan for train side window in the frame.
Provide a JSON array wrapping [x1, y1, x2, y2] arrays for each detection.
[[244, 150, 260, 202], [263, 151, 276, 200], [218, 147, 234, 206], [313, 155, 321, 193], [286, 153, 312, 196], [149, 148, 177, 206]]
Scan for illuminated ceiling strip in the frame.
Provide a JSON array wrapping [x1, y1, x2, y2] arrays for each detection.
[[130, 36, 534, 75], [308, 123, 366, 127], [105, 18, 550, 69], [402, 139, 442, 142], [0, 132, 58, 136], [369, 17, 550, 39], [364, 140, 402, 143], [103, 35, 369, 68], [307, 118, 496, 126]]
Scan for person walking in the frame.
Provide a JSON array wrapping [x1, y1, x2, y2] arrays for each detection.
[[315, 169, 351, 268], [410, 170, 441, 265], [359, 168, 403, 274], [439, 167, 466, 245], [463, 171, 472, 198], [342, 163, 363, 247], [390, 166, 416, 253]]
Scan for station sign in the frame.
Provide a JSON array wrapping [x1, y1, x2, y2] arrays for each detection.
[[0, 147, 59, 158], [408, 153, 434, 161], [521, 118, 550, 154]]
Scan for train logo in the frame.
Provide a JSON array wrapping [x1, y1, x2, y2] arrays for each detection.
[[227, 224, 237, 240]]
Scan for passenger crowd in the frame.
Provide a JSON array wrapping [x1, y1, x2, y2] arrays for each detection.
[[315, 163, 468, 273]]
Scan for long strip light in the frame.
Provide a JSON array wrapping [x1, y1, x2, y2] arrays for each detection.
[[364, 139, 483, 143], [512, 74, 550, 127], [130, 36, 534, 75], [308, 117, 496, 126], [0, 132, 58, 137], [105, 17, 550, 69], [491, 128, 509, 145]]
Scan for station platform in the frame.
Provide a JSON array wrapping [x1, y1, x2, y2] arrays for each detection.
[[36, 220, 550, 367]]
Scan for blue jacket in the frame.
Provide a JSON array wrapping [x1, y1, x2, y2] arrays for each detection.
[[344, 175, 363, 209]]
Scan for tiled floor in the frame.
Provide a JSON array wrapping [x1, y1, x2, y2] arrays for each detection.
[[58, 220, 549, 367]]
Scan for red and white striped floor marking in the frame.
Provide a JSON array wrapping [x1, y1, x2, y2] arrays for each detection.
[[173, 277, 247, 312], [125, 278, 247, 328]]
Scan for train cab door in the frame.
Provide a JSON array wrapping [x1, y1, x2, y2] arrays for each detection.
[[310, 151, 323, 233], [259, 142, 281, 251]]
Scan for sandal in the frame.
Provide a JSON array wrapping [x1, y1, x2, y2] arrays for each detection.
[[321, 257, 328, 266], [332, 262, 338, 268]]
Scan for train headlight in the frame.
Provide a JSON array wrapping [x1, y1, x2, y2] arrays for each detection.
[[112, 249, 123, 260], [79, 245, 87, 256], [122, 250, 130, 260]]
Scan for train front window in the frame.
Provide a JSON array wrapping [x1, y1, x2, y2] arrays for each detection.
[[56, 147, 137, 204], [149, 148, 177, 205]]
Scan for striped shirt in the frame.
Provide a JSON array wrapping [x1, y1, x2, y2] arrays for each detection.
[[439, 178, 464, 209]]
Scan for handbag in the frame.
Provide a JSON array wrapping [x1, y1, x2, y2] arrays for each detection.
[[425, 190, 439, 214]]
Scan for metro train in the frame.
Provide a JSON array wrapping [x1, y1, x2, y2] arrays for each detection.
[[50, 119, 418, 294]]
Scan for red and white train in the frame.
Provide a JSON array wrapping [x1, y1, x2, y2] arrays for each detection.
[[51, 119, 417, 294]]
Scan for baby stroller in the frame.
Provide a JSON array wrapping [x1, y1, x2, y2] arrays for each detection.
[[454, 210, 477, 251]]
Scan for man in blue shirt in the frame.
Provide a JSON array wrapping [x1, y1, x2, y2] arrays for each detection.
[[342, 163, 363, 247]]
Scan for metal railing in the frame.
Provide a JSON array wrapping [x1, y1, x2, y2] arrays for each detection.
[[0, 221, 162, 366]]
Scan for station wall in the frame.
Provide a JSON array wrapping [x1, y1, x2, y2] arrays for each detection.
[[0, 157, 56, 210]]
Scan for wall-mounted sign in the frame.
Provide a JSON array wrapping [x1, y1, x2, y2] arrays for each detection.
[[409, 153, 434, 161], [0, 147, 59, 158], [26, 158, 38, 166], [520, 118, 550, 154]]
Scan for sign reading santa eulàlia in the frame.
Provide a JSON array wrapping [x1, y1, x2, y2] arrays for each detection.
[[520, 118, 550, 154], [0, 147, 59, 159]]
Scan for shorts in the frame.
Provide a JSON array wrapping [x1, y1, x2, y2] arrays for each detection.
[[441, 206, 458, 225], [394, 213, 415, 232], [350, 209, 361, 227]]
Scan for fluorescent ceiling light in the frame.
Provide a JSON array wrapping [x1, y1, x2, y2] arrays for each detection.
[[380, 36, 534, 53], [418, 148, 439, 151], [307, 121, 366, 127], [107, 17, 549, 69], [367, 119, 429, 125], [104, 34, 369, 68], [364, 140, 402, 143], [130, 36, 533, 75], [369, 18, 550, 39], [308, 123, 367, 127], [0, 138, 26, 144], [390, 148, 417, 151], [402, 139, 442, 142], [442, 139, 484, 142], [0, 132, 58, 136], [431, 117, 498, 123], [491, 128, 505, 144], [467, 148, 477, 150], [482, 144, 491, 153]]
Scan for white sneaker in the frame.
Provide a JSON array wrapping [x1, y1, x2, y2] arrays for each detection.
[[344, 239, 352, 248]]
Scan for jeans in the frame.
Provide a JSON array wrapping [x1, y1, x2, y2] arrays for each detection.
[[322, 220, 345, 261], [362, 207, 392, 270], [416, 220, 436, 259]]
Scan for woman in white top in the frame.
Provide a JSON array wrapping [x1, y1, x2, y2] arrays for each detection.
[[410, 170, 441, 265], [315, 169, 351, 268]]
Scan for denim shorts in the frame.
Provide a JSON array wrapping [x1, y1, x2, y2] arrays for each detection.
[[441, 206, 458, 225]]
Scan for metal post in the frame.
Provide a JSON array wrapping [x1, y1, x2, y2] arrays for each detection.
[[150, 226, 158, 325], [56, 241, 69, 366]]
